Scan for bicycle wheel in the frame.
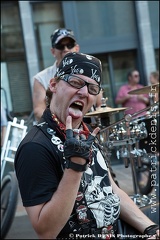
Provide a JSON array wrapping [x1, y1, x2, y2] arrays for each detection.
[[1, 171, 19, 239]]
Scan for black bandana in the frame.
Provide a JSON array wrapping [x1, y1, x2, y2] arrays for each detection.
[[55, 52, 102, 85]]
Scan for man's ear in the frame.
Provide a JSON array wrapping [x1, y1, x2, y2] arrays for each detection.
[[49, 78, 57, 92], [75, 44, 80, 52], [51, 48, 55, 57]]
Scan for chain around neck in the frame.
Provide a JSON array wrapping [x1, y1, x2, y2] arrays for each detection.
[[51, 113, 90, 138]]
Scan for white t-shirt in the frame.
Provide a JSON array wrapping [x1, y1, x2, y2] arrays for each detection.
[[33, 61, 57, 90]]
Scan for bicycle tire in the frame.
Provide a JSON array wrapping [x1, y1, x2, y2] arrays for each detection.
[[136, 163, 153, 195], [1, 171, 19, 239]]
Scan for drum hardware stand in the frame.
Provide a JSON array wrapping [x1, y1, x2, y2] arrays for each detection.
[[100, 101, 159, 197], [105, 109, 157, 207], [127, 140, 148, 195], [128, 147, 139, 194], [99, 101, 159, 135], [96, 96, 111, 128], [96, 98, 121, 184], [114, 116, 143, 195], [96, 101, 159, 206]]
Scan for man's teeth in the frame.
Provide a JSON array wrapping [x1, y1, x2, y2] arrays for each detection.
[[74, 101, 82, 106]]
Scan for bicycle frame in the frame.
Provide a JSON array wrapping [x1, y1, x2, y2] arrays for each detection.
[[1, 117, 27, 180]]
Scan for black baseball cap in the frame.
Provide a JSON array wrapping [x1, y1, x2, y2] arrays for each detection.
[[50, 28, 76, 48]]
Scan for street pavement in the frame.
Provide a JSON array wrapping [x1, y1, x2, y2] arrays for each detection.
[[4, 163, 159, 239]]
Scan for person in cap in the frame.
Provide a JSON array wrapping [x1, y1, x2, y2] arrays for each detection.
[[32, 28, 80, 121], [15, 52, 159, 239]]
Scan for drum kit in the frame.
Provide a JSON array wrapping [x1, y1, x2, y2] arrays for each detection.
[[85, 83, 159, 207]]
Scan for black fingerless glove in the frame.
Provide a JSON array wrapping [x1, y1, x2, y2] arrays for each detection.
[[143, 224, 159, 235], [64, 129, 95, 171]]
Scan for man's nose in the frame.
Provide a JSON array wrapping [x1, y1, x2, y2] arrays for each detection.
[[64, 45, 70, 51], [77, 85, 89, 97]]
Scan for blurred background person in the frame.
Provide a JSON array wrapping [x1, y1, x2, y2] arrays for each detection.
[[115, 69, 149, 118], [148, 71, 159, 154], [1, 103, 8, 148], [149, 71, 159, 104], [150, 70, 159, 85]]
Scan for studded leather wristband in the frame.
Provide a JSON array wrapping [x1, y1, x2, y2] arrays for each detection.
[[65, 159, 88, 172], [143, 224, 159, 235]]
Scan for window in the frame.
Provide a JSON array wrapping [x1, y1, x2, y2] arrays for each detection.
[[32, 2, 64, 69], [64, 1, 138, 55], [75, 1, 136, 41], [1, 1, 32, 115]]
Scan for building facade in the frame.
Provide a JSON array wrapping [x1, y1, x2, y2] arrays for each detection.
[[1, 1, 159, 118]]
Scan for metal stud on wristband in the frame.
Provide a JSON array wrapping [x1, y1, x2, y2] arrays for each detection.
[[143, 224, 159, 235]]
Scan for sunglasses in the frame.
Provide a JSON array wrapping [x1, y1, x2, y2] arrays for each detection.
[[59, 74, 101, 95], [55, 42, 76, 51]]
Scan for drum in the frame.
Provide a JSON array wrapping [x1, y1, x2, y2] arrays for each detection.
[[138, 115, 159, 153]]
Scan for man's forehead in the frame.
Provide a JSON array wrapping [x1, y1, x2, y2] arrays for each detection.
[[59, 37, 75, 44], [133, 71, 139, 74]]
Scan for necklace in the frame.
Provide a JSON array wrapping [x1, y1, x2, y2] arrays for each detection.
[[51, 113, 90, 138], [52, 113, 66, 131]]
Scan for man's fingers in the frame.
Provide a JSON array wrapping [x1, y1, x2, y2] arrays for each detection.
[[87, 127, 100, 142], [66, 116, 72, 130], [87, 127, 100, 143], [66, 129, 73, 139], [65, 116, 73, 139], [91, 127, 100, 137], [65, 117, 100, 139]]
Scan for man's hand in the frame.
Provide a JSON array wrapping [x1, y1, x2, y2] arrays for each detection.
[[64, 116, 100, 164]]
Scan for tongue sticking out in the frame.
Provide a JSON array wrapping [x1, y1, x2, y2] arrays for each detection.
[[69, 106, 83, 119]]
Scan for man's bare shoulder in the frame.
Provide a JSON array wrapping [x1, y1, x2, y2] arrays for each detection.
[[34, 63, 57, 79], [33, 62, 57, 89]]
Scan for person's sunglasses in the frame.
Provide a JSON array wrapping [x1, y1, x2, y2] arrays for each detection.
[[55, 42, 76, 50], [59, 74, 101, 95]]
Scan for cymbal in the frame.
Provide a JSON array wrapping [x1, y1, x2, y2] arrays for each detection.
[[85, 106, 128, 117], [128, 83, 159, 95]]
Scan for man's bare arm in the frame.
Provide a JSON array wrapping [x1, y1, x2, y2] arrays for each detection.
[[32, 79, 46, 121]]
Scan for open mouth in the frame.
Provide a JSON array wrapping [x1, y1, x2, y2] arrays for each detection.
[[68, 101, 84, 118], [70, 101, 83, 111]]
